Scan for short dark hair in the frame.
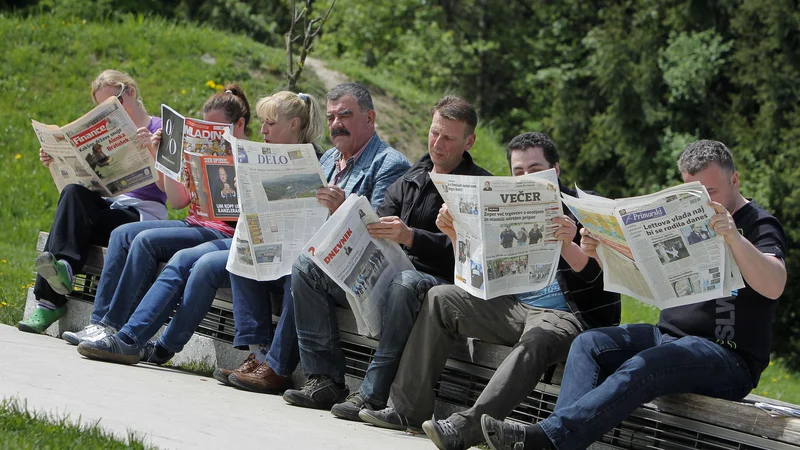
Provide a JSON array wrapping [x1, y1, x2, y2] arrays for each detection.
[[431, 96, 478, 135], [678, 140, 735, 175], [506, 132, 559, 167], [326, 82, 374, 112]]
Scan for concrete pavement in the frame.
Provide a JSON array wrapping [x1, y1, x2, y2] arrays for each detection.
[[0, 324, 435, 449]]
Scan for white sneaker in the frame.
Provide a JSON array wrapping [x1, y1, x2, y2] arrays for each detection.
[[62, 324, 115, 346]]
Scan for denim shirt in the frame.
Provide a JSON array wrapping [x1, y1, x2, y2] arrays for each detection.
[[319, 133, 410, 210]]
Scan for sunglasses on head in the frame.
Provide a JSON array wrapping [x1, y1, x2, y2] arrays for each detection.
[[115, 85, 126, 104]]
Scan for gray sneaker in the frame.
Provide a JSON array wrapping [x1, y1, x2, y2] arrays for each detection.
[[358, 407, 423, 433], [423, 419, 466, 450], [331, 392, 382, 422], [282, 375, 349, 410], [62, 324, 110, 346], [481, 414, 527, 450]]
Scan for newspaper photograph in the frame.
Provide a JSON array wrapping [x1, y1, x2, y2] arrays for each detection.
[[431, 169, 563, 300], [184, 152, 239, 221], [561, 181, 745, 309], [304, 194, 415, 337], [155, 104, 232, 181], [224, 131, 329, 281], [31, 97, 156, 196]]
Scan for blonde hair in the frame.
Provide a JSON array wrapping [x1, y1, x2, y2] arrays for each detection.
[[255, 91, 324, 144], [91, 70, 147, 113]]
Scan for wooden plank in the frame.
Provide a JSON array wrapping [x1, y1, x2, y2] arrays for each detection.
[[650, 393, 800, 446]]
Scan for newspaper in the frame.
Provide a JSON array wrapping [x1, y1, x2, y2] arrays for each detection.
[[304, 194, 415, 337], [224, 131, 329, 281], [184, 151, 239, 221], [31, 97, 157, 196], [430, 169, 563, 300], [560, 181, 745, 309], [155, 104, 233, 181]]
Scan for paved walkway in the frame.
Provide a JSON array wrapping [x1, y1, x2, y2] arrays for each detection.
[[0, 324, 435, 449]]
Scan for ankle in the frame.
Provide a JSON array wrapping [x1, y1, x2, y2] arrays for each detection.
[[524, 423, 555, 449]]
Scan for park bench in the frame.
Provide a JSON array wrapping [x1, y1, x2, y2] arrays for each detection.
[[24, 231, 800, 449]]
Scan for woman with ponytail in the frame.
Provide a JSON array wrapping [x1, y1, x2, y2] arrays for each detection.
[[76, 92, 326, 376], [62, 84, 252, 346]]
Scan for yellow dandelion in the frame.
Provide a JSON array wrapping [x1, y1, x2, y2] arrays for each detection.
[[15, 154, 21, 160], [762, 391, 769, 395], [1, 260, 6, 263], [772, 378, 778, 383], [769, 361, 774, 366], [785, 375, 791, 379], [82, 19, 87, 24], [41, 24, 45, 28], [181, 89, 187, 95], [205, 80, 216, 89], [0, 302, 6, 307], [62, 20, 66, 25], [215, 84, 223, 91]]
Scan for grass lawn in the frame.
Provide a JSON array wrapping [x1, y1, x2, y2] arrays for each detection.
[[0, 397, 156, 449]]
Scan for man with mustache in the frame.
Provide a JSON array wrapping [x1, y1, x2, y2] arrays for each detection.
[[285, 96, 492, 419]]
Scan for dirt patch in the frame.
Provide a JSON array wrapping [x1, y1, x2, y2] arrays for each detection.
[[306, 57, 426, 161]]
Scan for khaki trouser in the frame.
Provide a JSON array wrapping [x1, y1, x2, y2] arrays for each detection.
[[390, 284, 582, 446]]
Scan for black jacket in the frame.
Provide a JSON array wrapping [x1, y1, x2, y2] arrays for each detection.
[[377, 153, 492, 281], [556, 183, 621, 330]]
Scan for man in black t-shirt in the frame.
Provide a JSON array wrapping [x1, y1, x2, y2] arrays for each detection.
[[481, 140, 787, 450]]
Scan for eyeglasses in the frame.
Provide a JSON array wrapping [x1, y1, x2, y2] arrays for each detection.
[[115, 85, 126, 104]]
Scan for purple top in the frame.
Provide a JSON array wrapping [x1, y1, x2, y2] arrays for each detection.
[[126, 116, 167, 204]]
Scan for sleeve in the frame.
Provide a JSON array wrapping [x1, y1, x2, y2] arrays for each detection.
[[376, 177, 403, 218], [747, 216, 787, 261], [572, 257, 603, 284], [367, 153, 410, 210]]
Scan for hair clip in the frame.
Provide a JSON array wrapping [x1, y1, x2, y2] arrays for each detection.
[[297, 92, 308, 102], [225, 89, 233, 94]]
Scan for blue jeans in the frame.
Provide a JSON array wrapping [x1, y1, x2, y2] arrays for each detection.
[[538, 324, 754, 450], [118, 240, 232, 352], [91, 220, 229, 329], [293, 253, 444, 405], [232, 274, 300, 378]]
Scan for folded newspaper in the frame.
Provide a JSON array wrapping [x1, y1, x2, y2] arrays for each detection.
[[560, 181, 745, 309], [31, 97, 157, 196], [155, 104, 233, 182], [305, 194, 415, 338], [430, 169, 563, 300], [224, 130, 329, 281]]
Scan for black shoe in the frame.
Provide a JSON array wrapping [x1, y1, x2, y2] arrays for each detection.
[[358, 407, 423, 433], [331, 392, 383, 422], [481, 414, 526, 450], [282, 375, 349, 410], [423, 419, 466, 450], [139, 341, 174, 365]]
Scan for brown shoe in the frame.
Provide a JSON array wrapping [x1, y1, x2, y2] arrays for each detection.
[[212, 353, 260, 386], [229, 361, 292, 394]]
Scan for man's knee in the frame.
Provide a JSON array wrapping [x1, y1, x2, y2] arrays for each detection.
[[516, 327, 574, 363]]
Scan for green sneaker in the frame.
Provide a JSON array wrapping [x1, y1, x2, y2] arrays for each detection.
[[18, 306, 66, 334], [35, 252, 73, 295]]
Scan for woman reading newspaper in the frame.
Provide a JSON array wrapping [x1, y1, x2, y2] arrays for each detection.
[[75, 92, 326, 377], [59, 85, 251, 347], [19, 70, 179, 334]]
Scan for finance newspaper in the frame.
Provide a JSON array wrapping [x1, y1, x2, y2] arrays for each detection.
[[155, 104, 233, 182], [305, 195, 415, 338], [31, 97, 156, 196], [560, 181, 745, 309], [225, 131, 329, 281], [431, 169, 563, 300]]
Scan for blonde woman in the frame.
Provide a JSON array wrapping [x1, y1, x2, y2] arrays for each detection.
[[20, 70, 176, 334]]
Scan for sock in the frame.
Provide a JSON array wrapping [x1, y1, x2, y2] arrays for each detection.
[[249, 344, 269, 363], [59, 259, 74, 282], [523, 423, 555, 450], [118, 333, 136, 346], [37, 300, 58, 311]]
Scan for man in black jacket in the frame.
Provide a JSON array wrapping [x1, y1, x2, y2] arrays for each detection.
[[284, 96, 492, 417], [359, 132, 620, 450]]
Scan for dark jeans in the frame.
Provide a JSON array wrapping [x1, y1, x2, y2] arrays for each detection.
[[538, 324, 754, 450], [292, 253, 445, 406], [34, 184, 140, 307], [232, 275, 300, 378], [390, 285, 581, 446]]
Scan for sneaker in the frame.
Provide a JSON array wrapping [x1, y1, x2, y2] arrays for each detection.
[[481, 414, 526, 450], [282, 375, 349, 410], [359, 407, 423, 433], [229, 361, 292, 394], [77, 334, 141, 365], [212, 354, 260, 386], [62, 324, 114, 346], [35, 252, 73, 296], [423, 419, 468, 450], [331, 392, 383, 422], [139, 341, 174, 365], [17, 306, 66, 334]]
